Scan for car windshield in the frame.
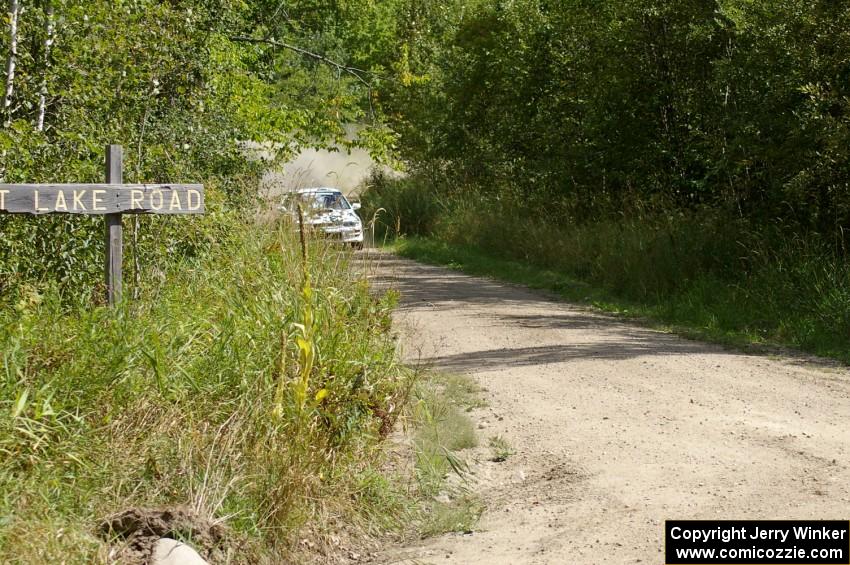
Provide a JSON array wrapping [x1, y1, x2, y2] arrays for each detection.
[[281, 191, 352, 214], [305, 192, 350, 211]]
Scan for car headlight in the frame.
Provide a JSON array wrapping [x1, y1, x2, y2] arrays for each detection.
[[343, 221, 359, 228]]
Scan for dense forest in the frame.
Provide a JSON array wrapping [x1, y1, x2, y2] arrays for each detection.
[[390, 0, 850, 226]]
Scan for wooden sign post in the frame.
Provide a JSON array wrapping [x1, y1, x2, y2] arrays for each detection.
[[0, 144, 205, 306], [105, 145, 124, 306]]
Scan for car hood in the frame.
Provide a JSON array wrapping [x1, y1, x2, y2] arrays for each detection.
[[305, 209, 361, 225]]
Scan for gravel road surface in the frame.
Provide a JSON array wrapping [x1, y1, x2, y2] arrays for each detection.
[[368, 251, 850, 565]]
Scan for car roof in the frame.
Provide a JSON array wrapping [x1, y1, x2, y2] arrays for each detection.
[[294, 187, 342, 195]]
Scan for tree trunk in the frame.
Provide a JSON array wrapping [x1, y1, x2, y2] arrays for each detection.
[[36, 0, 53, 131], [3, 0, 20, 125]]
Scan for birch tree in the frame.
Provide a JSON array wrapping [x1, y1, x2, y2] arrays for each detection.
[[3, 0, 20, 125], [36, 0, 53, 131]]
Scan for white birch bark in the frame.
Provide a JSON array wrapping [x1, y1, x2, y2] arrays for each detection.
[[3, 0, 20, 124], [36, 0, 53, 131]]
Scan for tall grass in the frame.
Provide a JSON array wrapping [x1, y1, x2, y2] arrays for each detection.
[[0, 213, 410, 563], [360, 170, 445, 240], [365, 174, 850, 362]]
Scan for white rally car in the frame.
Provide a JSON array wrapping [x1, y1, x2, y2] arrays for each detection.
[[280, 188, 364, 249]]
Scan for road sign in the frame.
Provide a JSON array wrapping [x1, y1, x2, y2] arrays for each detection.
[[0, 145, 205, 305]]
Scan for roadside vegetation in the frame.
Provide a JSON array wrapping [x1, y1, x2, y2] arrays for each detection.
[[410, 372, 485, 539], [1, 206, 483, 563], [362, 1, 850, 364], [367, 193, 850, 364], [384, 229, 850, 363], [0, 218, 414, 562], [487, 436, 513, 464]]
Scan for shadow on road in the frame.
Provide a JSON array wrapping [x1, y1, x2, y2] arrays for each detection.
[[362, 250, 734, 373], [366, 253, 554, 310], [419, 339, 711, 373]]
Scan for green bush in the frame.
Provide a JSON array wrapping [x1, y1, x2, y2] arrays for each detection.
[[367, 174, 850, 362], [360, 170, 445, 240], [0, 217, 410, 563]]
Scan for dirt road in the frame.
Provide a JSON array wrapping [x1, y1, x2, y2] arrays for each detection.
[[369, 251, 850, 565]]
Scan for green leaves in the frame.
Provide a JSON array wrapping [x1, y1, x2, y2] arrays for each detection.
[[380, 0, 850, 244], [0, 0, 406, 303]]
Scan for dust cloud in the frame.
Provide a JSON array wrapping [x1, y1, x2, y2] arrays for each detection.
[[261, 145, 381, 201]]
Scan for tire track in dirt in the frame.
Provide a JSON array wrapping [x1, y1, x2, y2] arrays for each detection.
[[366, 251, 850, 565]]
